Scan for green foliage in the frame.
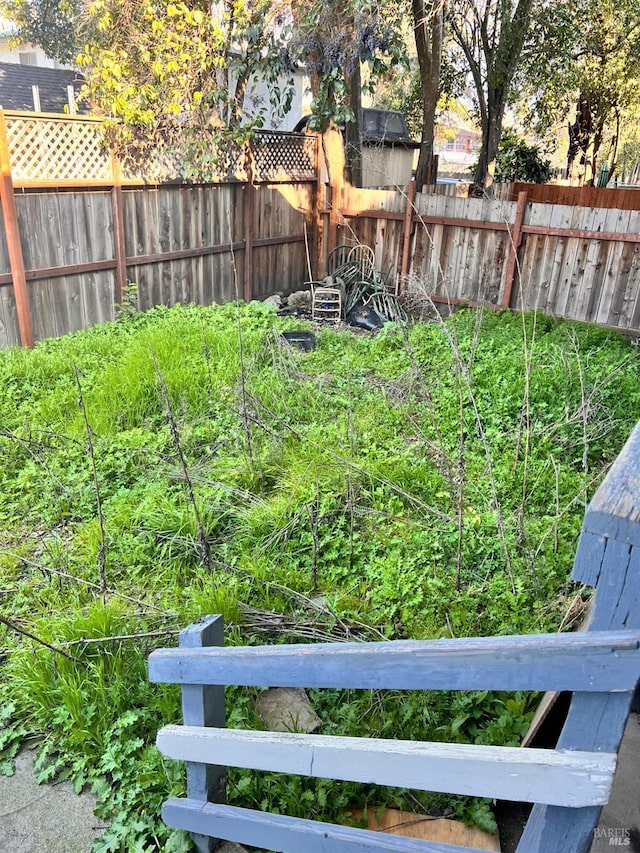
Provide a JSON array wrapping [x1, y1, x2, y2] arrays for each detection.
[[1, 302, 639, 849], [521, 0, 640, 179], [448, 0, 538, 188], [484, 130, 551, 183], [290, 0, 406, 131], [0, 0, 80, 64], [78, 0, 294, 173]]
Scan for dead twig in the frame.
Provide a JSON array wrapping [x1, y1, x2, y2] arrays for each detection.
[[0, 613, 82, 664], [0, 550, 174, 616], [59, 628, 181, 647]]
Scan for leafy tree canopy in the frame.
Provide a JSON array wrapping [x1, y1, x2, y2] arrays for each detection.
[[490, 129, 551, 183], [76, 0, 294, 175], [0, 0, 80, 64], [521, 0, 640, 181], [447, 0, 538, 190]]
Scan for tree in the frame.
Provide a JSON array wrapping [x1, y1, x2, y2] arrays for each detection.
[[291, 0, 405, 186], [448, 0, 536, 191], [523, 0, 640, 184], [0, 0, 81, 64], [413, 0, 446, 188], [491, 130, 551, 182], [77, 0, 294, 175]]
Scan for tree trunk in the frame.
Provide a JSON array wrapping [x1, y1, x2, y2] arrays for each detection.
[[413, 0, 445, 190], [344, 62, 363, 187], [230, 69, 250, 128], [472, 95, 504, 194], [566, 93, 594, 184]]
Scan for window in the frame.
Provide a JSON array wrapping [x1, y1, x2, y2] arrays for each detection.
[[19, 52, 37, 65]]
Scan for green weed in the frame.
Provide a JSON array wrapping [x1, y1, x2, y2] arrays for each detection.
[[0, 302, 639, 849]]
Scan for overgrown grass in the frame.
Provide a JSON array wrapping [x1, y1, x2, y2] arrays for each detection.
[[1, 301, 639, 850]]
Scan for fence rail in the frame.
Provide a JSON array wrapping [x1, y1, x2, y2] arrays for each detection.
[[510, 181, 640, 210], [4, 109, 640, 349]]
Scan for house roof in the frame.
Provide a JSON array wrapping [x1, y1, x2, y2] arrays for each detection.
[[0, 62, 85, 113]]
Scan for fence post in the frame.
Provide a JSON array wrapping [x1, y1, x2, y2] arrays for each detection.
[[243, 145, 255, 303], [321, 124, 346, 256], [399, 179, 417, 295], [517, 423, 640, 853], [179, 615, 226, 853], [502, 190, 527, 310], [110, 155, 127, 309], [0, 110, 33, 348]]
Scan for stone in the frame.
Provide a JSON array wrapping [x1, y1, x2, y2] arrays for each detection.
[[286, 289, 312, 308], [255, 687, 321, 734], [262, 294, 282, 308]]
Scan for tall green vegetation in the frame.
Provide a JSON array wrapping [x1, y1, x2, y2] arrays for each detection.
[[1, 303, 639, 849], [0, 0, 81, 63], [523, 0, 640, 184]]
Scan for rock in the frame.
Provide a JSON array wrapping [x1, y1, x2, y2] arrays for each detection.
[[255, 687, 321, 733], [262, 294, 282, 308], [287, 289, 312, 308]]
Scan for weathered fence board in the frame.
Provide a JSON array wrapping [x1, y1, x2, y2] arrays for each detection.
[[148, 630, 640, 691], [0, 176, 315, 347], [407, 194, 515, 305], [0, 284, 18, 348], [0, 114, 318, 348], [511, 181, 640, 210], [162, 800, 485, 853], [157, 726, 616, 807], [342, 186, 640, 334]]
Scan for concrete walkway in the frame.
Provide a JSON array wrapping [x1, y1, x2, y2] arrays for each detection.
[[0, 748, 248, 852], [591, 712, 640, 852], [0, 749, 105, 852]]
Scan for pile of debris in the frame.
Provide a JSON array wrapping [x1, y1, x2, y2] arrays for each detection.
[[267, 243, 406, 331]]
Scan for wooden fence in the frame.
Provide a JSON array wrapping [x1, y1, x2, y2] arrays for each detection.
[[510, 181, 640, 210], [0, 111, 319, 348], [5, 109, 640, 348], [333, 182, 640, 334]]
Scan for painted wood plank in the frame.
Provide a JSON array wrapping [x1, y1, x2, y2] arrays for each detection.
[[179, 616, 225, 853], [162, 799, 486, 853], [157, 726, 616, 807], [148, 629, 640, 692], [518, 493, 640, 852], [579, 423, 640, 546]]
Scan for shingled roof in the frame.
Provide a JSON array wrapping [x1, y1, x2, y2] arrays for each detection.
[[0, 62, 85, 113]]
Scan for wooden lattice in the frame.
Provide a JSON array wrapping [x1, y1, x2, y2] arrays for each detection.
[[3, 113, 317, 186], [5, 114, 112, 184], [252, 132, 316, 182]]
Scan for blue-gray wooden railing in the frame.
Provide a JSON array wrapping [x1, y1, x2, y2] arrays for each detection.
[[149, 423, 640, 853]]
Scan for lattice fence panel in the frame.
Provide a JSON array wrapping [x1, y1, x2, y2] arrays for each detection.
[[6, 115, 112, 183], [4, 114, 317, 185], [252, 132, 317, 182]]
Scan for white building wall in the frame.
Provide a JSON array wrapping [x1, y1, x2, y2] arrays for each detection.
[[243, 68, 311, 132], [0, 36, 73, 69]]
